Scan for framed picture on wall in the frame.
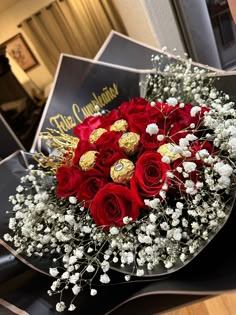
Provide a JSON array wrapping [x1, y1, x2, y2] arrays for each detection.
[[2, 33, 38, 71]]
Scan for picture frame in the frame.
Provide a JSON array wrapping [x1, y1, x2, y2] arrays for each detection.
[[2, 33, 38, 71]]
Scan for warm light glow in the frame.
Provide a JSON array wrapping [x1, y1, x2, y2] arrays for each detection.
[[228, 0, 236, 24]]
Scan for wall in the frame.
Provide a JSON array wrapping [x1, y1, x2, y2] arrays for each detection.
[[144, 0, 186, 55], [112, 0, 160, 48], [0, 0, 186, 95], [113, 0, 185, 55], [0, 0, 53, 94]]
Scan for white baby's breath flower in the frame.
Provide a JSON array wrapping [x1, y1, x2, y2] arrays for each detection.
[[16, 185, 24, 193], [65, 215, 75, 225], [146, 123, 159, 135], [69, 196, 77, 204], [165, 261, 173, 269], [3, 233, 12, 242], [69, 256, 77, 265], [179, 138, 189, 148], [136, 269, 144, 276], [68, 304, 76, 311], [173, 228, 182, 241], [56, 302, 66, 312], [160, 222, 169, 231], [166, 97, 178, 107], [90, 289, 97, 296], [186, 134, 197, 141], [190, 106, 201, 117], [161, 156, 170, 164], [72, 284, 81, 295], [100, 273, 110, 284], [166, 171, 174, 178], [149, 213, 157, 223], [149, 198, 160, 209], [180, 253, 186, 262], [86, 265, 95, 273], [61, 271, 70, 279], [69, 273, 80, 284], [196, 149, 209, 160], [123, 216, 132, 224], [183, 161, 197, 173], [157, 134, 164, 141], [49, 268, 59, 277], [109, 227, 119, 235]]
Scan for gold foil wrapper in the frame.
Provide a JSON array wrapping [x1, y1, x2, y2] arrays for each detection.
[[157, 143, 181, 162], [110, 159, 135, 184], [110, 119, 128, 132], [79, 150, 98, 171], [118, 132, 140, 155], [89, 128, 107, 143]]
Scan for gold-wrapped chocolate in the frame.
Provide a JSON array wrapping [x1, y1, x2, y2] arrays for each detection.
[[157, 143, 181, 162], [79, 150, 98, 171], [110, 159, 135, 184], [110, 119, 128, 132], [118, 132, 140, 155], [89, 128, 107, 143]]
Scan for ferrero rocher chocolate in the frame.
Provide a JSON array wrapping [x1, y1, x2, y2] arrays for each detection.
[[110, 119, 128, 132], [157, 143, 181, 162], [79, 150, 98, 171], [110, 159, 135, 184], [89, 128, 107, 143], [118, 132, 140, 155]]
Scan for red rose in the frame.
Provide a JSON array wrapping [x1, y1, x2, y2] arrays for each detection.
[[119, 98, 160, 134], [100, 109, 121, 129], [95, 131, 126, 174], [167, 123, 188, 144], [90, 183, 140, 229], [96, 144, 127, 175], [140, 129, 165, 151], [172, 158, 201, 192], [77, 169, 108, 206], [73, 116, 102, 141], [131, 152, 171, 203], [149, 102, 176, 129], [119, 97, 149, 118], [154, 102, 176, 117], [190, 140, 214, 166], [127, 111, 157, 134], [174, 104, 209, 130], [172, 140, 213, 192], [73, 140, 97, 165], [166, 104, 210, 143], [96, 131, 122, 147], [190, 140, 213, 156], [56, 166, 83, 197]]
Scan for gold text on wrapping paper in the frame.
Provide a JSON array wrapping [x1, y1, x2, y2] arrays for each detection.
[[49, 83, 119, 133]]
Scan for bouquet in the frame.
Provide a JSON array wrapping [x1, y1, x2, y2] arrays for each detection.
[[4, 53, 236, 312]]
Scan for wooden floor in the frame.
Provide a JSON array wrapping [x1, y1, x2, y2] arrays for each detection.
[[163, 293, 236, 315]]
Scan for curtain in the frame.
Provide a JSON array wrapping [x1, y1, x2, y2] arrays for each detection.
[[20, 0, 126, 75]]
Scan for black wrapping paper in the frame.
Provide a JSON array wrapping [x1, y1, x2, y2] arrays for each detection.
[[31, 55, 150, 153], [1, 35, 236, 314], [0, 114, 25, 160]]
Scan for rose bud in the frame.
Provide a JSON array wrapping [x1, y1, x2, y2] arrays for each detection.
[[110, 119, 128, 133], [89, 128, 107, 143], [79, 151, 99, 171], [110, 159, 135, 184], [118, 132, 140, 155]]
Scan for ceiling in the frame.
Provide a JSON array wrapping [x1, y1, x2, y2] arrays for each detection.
[[0, 0, 19, 14]]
